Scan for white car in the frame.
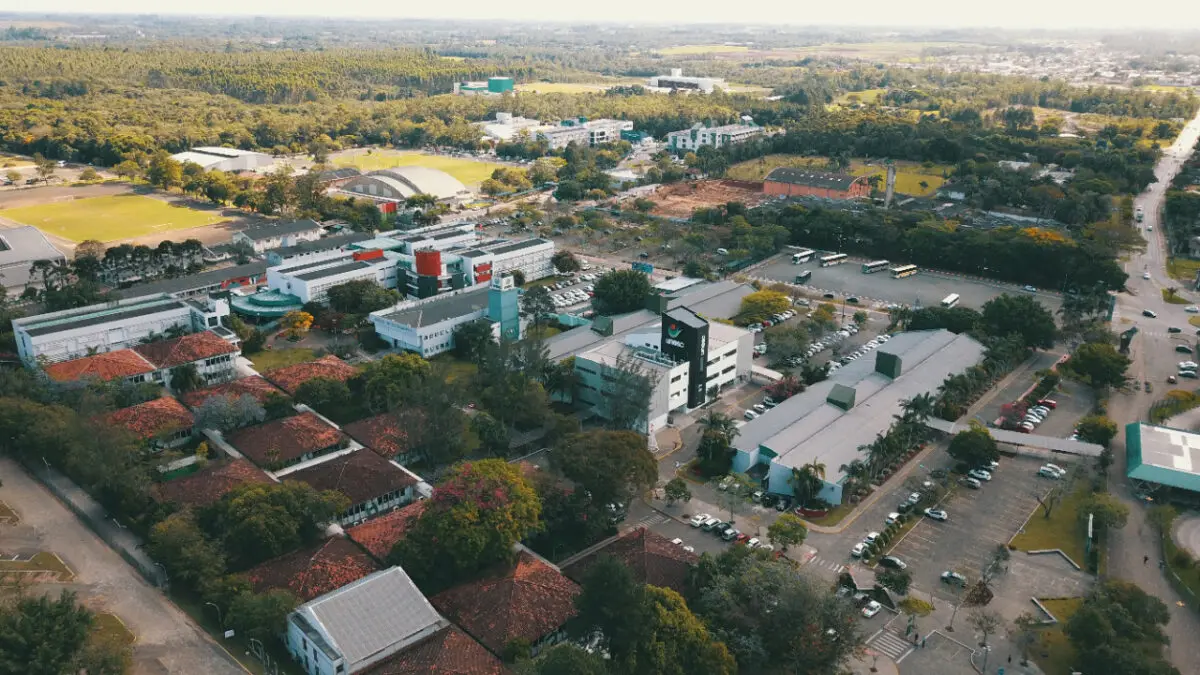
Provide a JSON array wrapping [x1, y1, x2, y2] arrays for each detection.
[[746, 537, 761, 549], [1181, 361, 1199, 370], [864, 531, 881, 545], [862, 600, 883, 618], [851, 542, 867, 558], [1044, 463, 1067, 475], [689, 513, 711, 527], [885, 512, 902, 525], [1144, 272, 1152, 280], [1038, 466, 1063, 479], [1188, 306, 1200, 314], [924, 508, 948, 521], [967, 469, 992, 482]]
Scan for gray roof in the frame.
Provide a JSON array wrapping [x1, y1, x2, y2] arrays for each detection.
[[276, 255, 353, 276], [484, 238, 551, 256], [114, 262, 268, 299], [294, 261, 372, 282], [0, 226, 65, 289], [22, 298, 187, 338], [293, 566, 448, 669], [367, 167, 467, 200], [239, 219, 323, 241], [738, 330, 986, 483], [765, 168, 861, 191], [269, 232, 372, 258], [317, 167, 361, 182], [377, 287, 490, 329], [664, 306, 706, 330], [927, 418, 1103, 457]]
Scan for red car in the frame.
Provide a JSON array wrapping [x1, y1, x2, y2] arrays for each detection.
[[1036, 399, 1057, 409], [735, 533, 750, 544], [762, 320, 773, 327]]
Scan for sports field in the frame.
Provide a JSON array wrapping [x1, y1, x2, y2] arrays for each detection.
[[657, 44, 749, 55], [332, 150, 506, 185], [726, 154, 951, 196], [1, 194, 227, 242]]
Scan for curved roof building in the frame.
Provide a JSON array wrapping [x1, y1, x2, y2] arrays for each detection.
[[341, 167, 469, 202]]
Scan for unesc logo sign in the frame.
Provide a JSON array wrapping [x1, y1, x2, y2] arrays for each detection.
[[664, 322, 686, 349], [667, 323, 682, 339]]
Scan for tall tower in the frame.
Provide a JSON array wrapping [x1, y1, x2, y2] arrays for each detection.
[[488, 275, 521, 341], [884, 161, 897, 209]]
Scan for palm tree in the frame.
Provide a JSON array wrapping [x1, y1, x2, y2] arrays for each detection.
[[900, 393, 936, 425], [701, 410, 740, 443], [789, 465, 824, 508]]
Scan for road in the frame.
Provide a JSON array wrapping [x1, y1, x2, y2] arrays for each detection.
[[1108, 105, 1200, 675]]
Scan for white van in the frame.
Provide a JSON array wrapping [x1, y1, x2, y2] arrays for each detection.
[[716, 248, 729, 256]]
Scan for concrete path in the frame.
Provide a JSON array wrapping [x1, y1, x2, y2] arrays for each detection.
[[1173, 514, 1200, 559]]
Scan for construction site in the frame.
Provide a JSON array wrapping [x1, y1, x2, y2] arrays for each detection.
[[647, 180, 770, 219]]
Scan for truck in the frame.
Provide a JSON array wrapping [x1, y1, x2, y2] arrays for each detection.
[[1136, 206, 1145, 223]]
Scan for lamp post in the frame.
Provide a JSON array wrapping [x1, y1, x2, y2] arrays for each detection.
[[205, 602, 224, 631]]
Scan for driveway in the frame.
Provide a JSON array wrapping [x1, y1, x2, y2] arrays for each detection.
[[0, 458, 246, 675], [1174, 514, 1200, 559]]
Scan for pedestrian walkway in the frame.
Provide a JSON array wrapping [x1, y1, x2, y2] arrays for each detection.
[[867, 629, 915, 662], [630, 512, 668, 529], [805, 554, 846, 574]]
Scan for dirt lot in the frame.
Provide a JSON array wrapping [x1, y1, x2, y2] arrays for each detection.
[[648, 180, 769, 219]]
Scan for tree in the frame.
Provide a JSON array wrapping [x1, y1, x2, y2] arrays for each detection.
[[355, 353, 433, 414], [168, 363, 205, 393], [521, 285, 556, 330], [968, 609, 1003, 647], [1011, 612, 1041, 666], [293, 377, 351, 414], [665, 477, 693, 505], [876, 568, 912, 595], [571, 556, 652, 664], [192, 393, 266, 432], [0, 591, 94, 675], [78, 167, 100, 182], [1065, 580, 1178, 675], [738, 289, 791, 324], [471, 412, 511, 457], [280, 310, 313, 339], [554, 431, 656, 509], [552, 250, 581, 273], [1034, 486, 1063, 519], [146, 512, 225, 593], [1081, 491, 1130, 532], [391, 460, 541, 591], [146, 150, 182, 190], [453, 319, 495, 363], [325, 279, 402, 316], [1075, 415, 1118, 447], [789, 461, 826, 508], [593, 270, 651, 315], [947, 424, 999, 469], [228, 589, 299, 642], [1063, 343, 1131, 388], [512, 270, 526, 286], [697, 411, 738, 477], [521, 643, 608, 675], [4, 169, 20, 184], [33, 153, 56, 183], [766, 512, 808, 551], [980, 294, 1057, 349], [201, 482, 348, 568], [601, 351, 654, 431], [853, 310, 868, 327]]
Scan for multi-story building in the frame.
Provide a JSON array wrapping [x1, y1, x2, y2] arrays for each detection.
[[666, 122, 763, 152], [13, 293, 229, 364], [648, 69, 726, 93], [539, 118, 635, 150], [266, 250, 400, 304], [232, 220, 325, 253], [369, 276, 520, 357]]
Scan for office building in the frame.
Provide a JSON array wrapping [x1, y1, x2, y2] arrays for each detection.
[[648, 68, 726, 93], [538, 118, 635, 150], [666, 122, 763, 152], [369, 276, 520, 357]]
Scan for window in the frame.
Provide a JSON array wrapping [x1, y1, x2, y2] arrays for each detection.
[[670, 374, 682, 383], [722, 365, 735, 375]]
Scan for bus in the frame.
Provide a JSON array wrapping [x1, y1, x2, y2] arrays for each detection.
[[794, 270, 812, 284], [862, 260, 890, 274], [890, 264, 919, 279], [792, 249, 816, 264], [941, 293, 960, 308], [820, 253, 848, 267]]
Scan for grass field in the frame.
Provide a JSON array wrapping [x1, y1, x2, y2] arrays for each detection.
[[92, 614, 136, 646], [1168, 257, 1200, 281], [1010, 484, 1089, 566], [1031, 597, 1083, 675], [657, 45, 749, 55], [834, 88, 888, 105], [726, 154, 950, 196], [248, 347, 317, 373], [332, 150, 506, 186], [1, 194, 226, 243]]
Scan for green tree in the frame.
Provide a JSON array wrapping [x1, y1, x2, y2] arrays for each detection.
[[325, 279, 402, 316], [552, 250, 581, 273], [228, 589, 299, 642], [947, 424, 999, 469], [391, 459, 541, 591], [193, 393, 266, 432], [146, 512, 226, 593], [0, 591, 94, 675], [1075, 415, 1119, 447], [168, 362, 205, 393], [521, 285, 556, 330], [696, 411, 738, 477], [601, 351, 655, 431], [593, 270, 651, 315], [554, 431, 657, 508], [766, 512, 808, 551], [853, 310, 868, 327], [980, 294, 1057, 348], [1065, 580, 1178, 675], [78, 167, 100, 182], [876, 568, 912, 595], [146, 150, 182, 190], [355, 353, 433, 414], [33, 153, 56, 183], [4, 169, 21, 184], [1063, 342, 1131, 388], [521, 643, 609, 675], [471, 412, 511, 457], [293, 376, 352, 415], [665, 477, 693, 505], [201, 482, 348, 568], [453, 319, 495, 363], [1081, 492, 1130, 532], [738, 289, 792, 324]]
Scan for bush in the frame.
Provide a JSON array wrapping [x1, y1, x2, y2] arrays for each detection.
[[1172, 548, 1195, 570]]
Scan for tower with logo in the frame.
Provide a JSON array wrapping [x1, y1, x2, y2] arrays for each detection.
[[661, 307, 709, 409], [488, 275, 521, 341]]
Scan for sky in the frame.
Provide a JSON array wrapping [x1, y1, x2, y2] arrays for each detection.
[[14, 0, 1200, 31]]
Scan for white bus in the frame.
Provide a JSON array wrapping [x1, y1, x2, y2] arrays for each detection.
[[862, 260, 890, 274], [792, 249, 816, 264], [940, 293, 960, 308], [820, 253, 848, 267], [890, 264, 919, 279]]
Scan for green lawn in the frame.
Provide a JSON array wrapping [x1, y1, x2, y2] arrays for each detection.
[[1, 194, 227, 243], [247, 347, 317, 372], [1010, 485, 1090, 566], [92, 613, 136, 646], [0, 551, 75, 581], [1031, 598, 1083, 675], [834, 88, 888, 105], [657, 45, 749, 55], [1163, 523, 1200, 609], [1164, 288, 1191, 304], [332, 150, 506, 186], [430, 355, 478, 383], [1167, 257, 1200, 282], [725, 154, 949, 196]]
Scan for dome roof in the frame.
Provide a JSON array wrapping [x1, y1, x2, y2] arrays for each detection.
[[368, 166, 467, 200]]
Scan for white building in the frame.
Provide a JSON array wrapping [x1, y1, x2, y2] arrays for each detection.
[[339, 167, 470, 204], [666, 123, 763, 152], [478, 112, 549, 143], [286, 566, 450, 675], [0, 226, 66, 293], [13, 294, 229, 364], [169, 147, 275, 173], [267, 251, 399, 304], [539, 118, 634, 150], [233, 220, 325, 254], [648, 68, 726, 93], [369, 285, 493, 358]]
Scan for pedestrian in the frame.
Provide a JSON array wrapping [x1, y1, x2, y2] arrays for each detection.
[[921, 637, 926, 648], [1008, 655, 1012, 664], [1145, 555, 1150, 565]]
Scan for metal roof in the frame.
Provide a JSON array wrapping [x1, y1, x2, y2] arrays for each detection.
[[1126, 422, 1200, 492], [294, 261, 373, 282], [115, 262, 268, 299], [484, 238, 552, 256], [239, 219, 323, 241], [22, 298, 187, 338], [0, 226, 65, 289], [765, 168, 861, 191], [377, 287, 490, 329], [927, 418, 1103, 456]]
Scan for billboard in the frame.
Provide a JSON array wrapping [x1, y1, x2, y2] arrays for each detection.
[[661, 308, 709, 409]]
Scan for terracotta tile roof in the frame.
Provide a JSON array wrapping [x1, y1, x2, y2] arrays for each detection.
[[342, 411, 417, 459], [261, 354, 358, 395], [346, 500, 428, 561], [105, 396, 194, 441], [180, 375, 285, 409], [431, 551, 580, 655], [563, 527, 698, 596], [359, 626, 507, 675], [285, 449, 417, 506], [153, 458, 274, 508], [132, 331, 239, 369], [43, 349, 155, 383], [246, 537, 380, 602], [226, 411, 345, 468]]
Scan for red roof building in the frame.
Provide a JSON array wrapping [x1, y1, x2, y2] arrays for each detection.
[[347, 500, 428, 561], [342, 411, 415, 460], [180, 375, 286, 409], [762, 168, 871, 200], [105, 396, 195, 448], [360, 626, 507, 675], [226, 411, 346, 470], [246, 537, 380, 602], [153, 459, 274, 508], [133, 331, 239, 369], [43, 349, 155, 384], [563, 527, 699, 596], [431, 551, 580, 657], [261, 355, 358, 395], [284, 450, 420, 526]]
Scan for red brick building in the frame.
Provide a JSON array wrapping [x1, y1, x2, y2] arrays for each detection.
[[763, 168, 871, 200]]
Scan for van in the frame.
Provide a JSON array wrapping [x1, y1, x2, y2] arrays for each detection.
[[716, 248, 729, 256], [1143, 309, 1158, 318]]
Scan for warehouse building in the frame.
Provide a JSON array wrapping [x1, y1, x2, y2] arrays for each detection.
[[648, 69, 726, 93], [666, 122, 763, 152], [763, 168, 871, 200], [369, 276, 521, 357], [477, 112, 549, 143], [453, 77, 515, 96], [1125, 423, 1200, 497], [169, 147, 275, 173], [233, 220, 325, 254], [538, 119, 635, 150], [732, 330, 985, 505]]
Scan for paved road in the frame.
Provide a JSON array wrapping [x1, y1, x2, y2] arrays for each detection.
[[0, 457, 246, 675], [1107, 105, 1200, 675]]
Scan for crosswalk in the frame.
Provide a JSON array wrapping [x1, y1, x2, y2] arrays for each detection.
[[867, 629, 915, 662], [631, 513, 667, 528], [805, 555, 846, 574]]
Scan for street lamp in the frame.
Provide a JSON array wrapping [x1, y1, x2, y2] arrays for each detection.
[[205, 602, 224, 631], [154, 562, 169, 589]]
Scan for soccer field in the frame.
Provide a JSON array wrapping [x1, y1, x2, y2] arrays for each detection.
[[1, 194, 227, 243], [726, 155, 951, 196], [333, 150, 506, 185]]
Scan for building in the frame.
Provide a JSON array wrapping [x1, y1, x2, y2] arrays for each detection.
[[105, 396, 195, 449], [477, 112, 549, 143], [181, 375, 286, 410], [430, 550, 579, 659], [357, 624, 504, 675], [315, 167, 362, 187], [666, 122, 762, 152], [338, 168, 469, 206], [455, 238, 556, 289], [369, 276, 520, 358], [346, 501, 427, 562], [763, 168, 871, 200], [343, 410, 423, 462], [14, 294, 230, 364], [564, 527, 698, 596], [282, 450, 421, 526], [260, 355, 359, 396], [0, 226, 66, 294], [648, 68, 726, 93], [733, 330, 985, 504], [115, 262, 269, 300], [538, 118, 634, 150], [152, 458, 274, 509], [1125, 423, 1200, 496], [226, 411, 349, 471], [249, 537, 380, 603], [265, 232, 375, 266], [233, 220, 325, 254], [573, 307, 752, 434], [266, 250, 400, 304], [453, 77, 514, 96], [43, 330, 239, 389], [169, 147, 274, 173]]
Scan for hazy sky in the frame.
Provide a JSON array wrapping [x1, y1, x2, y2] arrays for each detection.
[[17, 0, 1200, 31]]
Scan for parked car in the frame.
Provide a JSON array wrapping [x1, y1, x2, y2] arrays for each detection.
[[967, 469, 992, 482], [670, 538, 695, 553], [885, 512, 902, 526], [864, 531, 880, 545], [1023, 285, 1037, 292], [941, 571, 968, 586], [879, 556, 907, 570], [721, 528, 741, 541], [1044, 463, 1067, 476], [744, 410, 759, 421], [746, 537, 761, 549], [1036, 399, 1057, 409], [751, 490, 764, 503], [904, 492, 922, 506], [962, 477, 982, 489], [700, 517, 721, 531], [1182, 370, 1198, 379], [851, 542, 867, 558], [718, 477, 733, 491], [1178, 345, 1195, 354], [1144, 309, 1158, 318], [1169, 327, 1183, 334], [924, 508, 948, 521], [689, 513, 710, 527], [862, 601, 883, 618], [1038, 467, 1063, 479]]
